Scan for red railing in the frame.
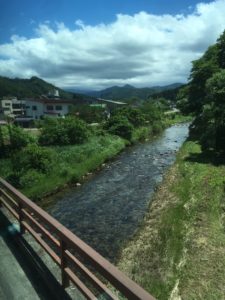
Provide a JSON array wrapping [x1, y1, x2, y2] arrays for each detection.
[[0, 178, 155, 300]]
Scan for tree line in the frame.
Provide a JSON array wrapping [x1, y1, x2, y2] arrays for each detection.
[[177, 30, 225, 152]]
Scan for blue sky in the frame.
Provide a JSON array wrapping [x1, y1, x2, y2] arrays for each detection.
[[0, 0, 224, 90], [0, 0, 213, 43]]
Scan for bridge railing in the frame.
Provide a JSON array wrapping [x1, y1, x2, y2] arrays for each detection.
[[0, 178, 155, 300]]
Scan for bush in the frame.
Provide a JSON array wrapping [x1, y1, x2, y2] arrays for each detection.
[[71, 104, 106, 123], [112, 107, 145, 127], [39, 117, 89, 146], [105, 115, 134, 140], [152, 122, 163, 134], [19, 170, 44, 188], [141, 102, 163, 123], [8, 125, 34, 150], [12, 144, 54, 174]]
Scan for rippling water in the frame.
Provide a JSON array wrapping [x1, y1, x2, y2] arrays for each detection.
[[44, 124, 189, 262]]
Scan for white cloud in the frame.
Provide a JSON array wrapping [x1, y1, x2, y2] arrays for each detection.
[[0, 0, 225, 90]]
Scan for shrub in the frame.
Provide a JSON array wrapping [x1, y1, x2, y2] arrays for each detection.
[[105, 115, 134, 140], [112, 107, 145, 127], [152, 122, 163, 134], [12, 144, 54, 174], [71, 104, 106, 123], [8, 125, 34, 150], [39, 117, 89, 146], [19, 170, 44, 188], [141, 102, 163, 123]]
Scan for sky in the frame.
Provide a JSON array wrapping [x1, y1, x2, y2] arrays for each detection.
[[0, 0, 225, 90]]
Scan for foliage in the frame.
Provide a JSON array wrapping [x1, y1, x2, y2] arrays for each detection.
[[182, 30, 225, 152], [12, 143, 54, 174], [39, 116, 89, 146], [104, 115, 134, 140], [21, 135, 126, 200], [141, 102, 163, 123], [19, 170, 44, 188], [186, 45, 219, 114], [8, 124, 34, 150], [111, 107, 146, 127], [70, 104, 106, 123]]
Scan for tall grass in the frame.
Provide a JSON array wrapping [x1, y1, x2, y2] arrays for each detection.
[[118, 141, 225, 300], [21, 135, 126, 200]]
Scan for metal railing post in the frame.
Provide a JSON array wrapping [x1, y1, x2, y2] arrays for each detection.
[[0, 186, 2, 208], [18, 202, 25, 234], [60, 239, 69, 288]]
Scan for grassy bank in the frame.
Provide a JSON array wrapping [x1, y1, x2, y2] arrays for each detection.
[[0, 115, 188, 202], [164, 113, 193, 126], [0, 134, 126, 200], [117, 140, 225, 300]]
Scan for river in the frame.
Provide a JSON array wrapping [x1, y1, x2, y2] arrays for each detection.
[[44, 124, 189, 262]]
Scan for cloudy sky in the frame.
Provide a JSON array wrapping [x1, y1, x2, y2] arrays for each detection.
[[0, 0, 225, 90]]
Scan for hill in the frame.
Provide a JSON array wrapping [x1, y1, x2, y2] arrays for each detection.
[[0, 76, 87, 101], [150, 85, 185, 102], [86, 83, 183, 100]]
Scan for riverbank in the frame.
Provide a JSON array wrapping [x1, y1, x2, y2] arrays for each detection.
[[0, 134, 127, 201], [0, 114, 189, 202], [117, 140, 225, 300]]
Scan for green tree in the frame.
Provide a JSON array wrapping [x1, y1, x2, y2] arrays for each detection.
[[12, 143, 54, 174], [141, 102, 163, 123], [39, 116, 89, 146], [71, 104, 106, 123], [112, 107, 145, 127], [8, 125, 33, 150], [204, 70, 225, 151], [187, 45, 219, 114], [104, 115, 134, 140], [217, 30, 225, 68]]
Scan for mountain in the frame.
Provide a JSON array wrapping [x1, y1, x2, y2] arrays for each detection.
[[0, 76, 89, 101], [150, 84, 185, 102], [86, 83, 183, 100]]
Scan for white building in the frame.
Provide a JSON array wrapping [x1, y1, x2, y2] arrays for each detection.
[[25, 99, 73, 119], [0, 98, 73, 121], [0, 98, 26, 118]]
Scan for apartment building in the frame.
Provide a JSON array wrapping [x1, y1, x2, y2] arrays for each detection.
[[0, 98, 26, 117], [0, 98, 73, 120]]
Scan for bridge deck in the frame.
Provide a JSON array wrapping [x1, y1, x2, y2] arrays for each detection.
[[0, 210, 72, 300], [0, 212, 46, 299]]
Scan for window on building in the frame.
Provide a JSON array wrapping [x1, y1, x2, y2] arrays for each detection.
[[3, 107, 10, 111], [26, 106, 30, 109], [12, 104, 21, 109], [14, 111, 22, 115], [55, 105, 62, 111], [46, 105, 54, 111], [4, 102, 11, 106], [32, 106, 37, 111]]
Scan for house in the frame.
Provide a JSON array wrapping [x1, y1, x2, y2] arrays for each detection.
[[0, 98, 73, 120], [0, 98, 26, 118], [0, 97, 74, 127], [25, 99, 73, 119]]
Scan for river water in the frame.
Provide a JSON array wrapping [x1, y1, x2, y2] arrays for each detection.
[[45, 124, 189, 262]]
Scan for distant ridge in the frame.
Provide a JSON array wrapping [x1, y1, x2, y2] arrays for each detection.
[[84, 83, 183, 100], [0, 76, 89, 101]]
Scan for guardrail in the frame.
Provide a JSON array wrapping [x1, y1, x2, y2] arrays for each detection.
[[0, 178, 155, 300]]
